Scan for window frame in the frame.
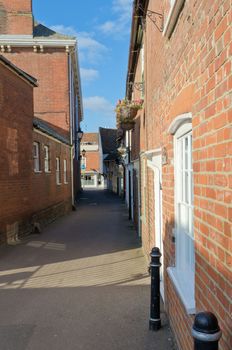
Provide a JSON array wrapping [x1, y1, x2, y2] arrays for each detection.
[[167, 115, 195, 314], [56, 157, 61, 185], [33, 142, 40, 172], [63, 159, 68, 184], [44, 145, 50, 173]]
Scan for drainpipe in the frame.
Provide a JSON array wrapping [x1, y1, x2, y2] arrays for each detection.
[[68, 52, 75, 207]]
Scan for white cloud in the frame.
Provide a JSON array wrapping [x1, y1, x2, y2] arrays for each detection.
[[99, 0, 133, 36], [50, 25, 107, 63], [50, 24, 77, 37], [83, 96, 114, 116], [80, 68, 99, 82]]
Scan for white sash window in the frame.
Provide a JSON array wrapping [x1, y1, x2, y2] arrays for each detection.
[[176, 129, 194, 276], [33, 142, 40, 172], [44, 145, 50, 172], [167, 114, 195, 314], [64, 159, 68, 184], [56, 157, 61, 185]]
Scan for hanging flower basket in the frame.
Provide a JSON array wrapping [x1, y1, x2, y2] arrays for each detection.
[[129, 107, 138, 119], [115, 99, 143, 120], [119, 118, 135, 131]]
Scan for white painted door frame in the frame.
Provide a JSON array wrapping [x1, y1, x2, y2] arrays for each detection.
[[133, 160, 141, 237], [147, 155, 164, 301]]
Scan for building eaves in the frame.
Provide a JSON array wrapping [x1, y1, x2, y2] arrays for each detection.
[[0, 54, 38, 86], [33, 117, 70, 145], [126, 0, 148, 99]]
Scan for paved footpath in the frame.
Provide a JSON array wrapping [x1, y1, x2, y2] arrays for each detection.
[[0, 190, 176, 350]]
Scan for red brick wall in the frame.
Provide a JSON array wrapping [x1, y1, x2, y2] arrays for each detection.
[[85, 151, 100, 172], [136, 0, 231, 349], [0, 59, 72, 243], [0, 0, 33, 35], [3, 49, 70, 138], [31, 131, 72, 225], [0, 61, 33, 243]]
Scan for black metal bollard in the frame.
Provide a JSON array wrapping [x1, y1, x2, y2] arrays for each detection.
[[192, 312, 222, 350], [149, 247, 162, 331]]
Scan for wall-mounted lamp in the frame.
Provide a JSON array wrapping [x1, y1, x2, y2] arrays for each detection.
[[81, 149, 86, 157]]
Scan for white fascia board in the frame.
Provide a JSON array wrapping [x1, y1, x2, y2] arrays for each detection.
[[0, 36, 76, 47], [0, 34, 33, 39]]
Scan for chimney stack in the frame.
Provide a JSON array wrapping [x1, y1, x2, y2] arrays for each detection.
[[0, 0, 33, 36]]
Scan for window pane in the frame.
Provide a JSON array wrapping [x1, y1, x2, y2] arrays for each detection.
[[56, 158, 60, 184], [176, 130, 194, 276], [64, 159, 67, 183], [179, 203, 189, 233], [33, 142, 40, 171], [185, 171, 189, 203]]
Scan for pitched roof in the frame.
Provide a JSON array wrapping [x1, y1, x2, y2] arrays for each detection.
[[99, 127, 117, 154], [33, 22, 76, 40], [81, 133, 99, 144], [33, 117, 70, 145], [0, 55, 37, 86]]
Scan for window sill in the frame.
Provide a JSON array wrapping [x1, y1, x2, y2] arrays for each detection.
[[56, 183, 62, 186], [45, 170, 51, 174], [64, 182, 68, 185], [34, 170, 42, 173], [163, 0, 185, 38], [167, 267, 195, 314]]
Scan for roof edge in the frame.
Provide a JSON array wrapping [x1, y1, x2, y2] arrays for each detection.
[[33, 118, 70, 145], [0, 55, 38, 86]]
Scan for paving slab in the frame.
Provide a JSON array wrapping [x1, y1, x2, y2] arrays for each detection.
[[0, 190, 177, 350]]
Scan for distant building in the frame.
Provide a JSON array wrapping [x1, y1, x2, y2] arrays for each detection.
[[80, 133, 104, 189], [99, 127, 122, 194]]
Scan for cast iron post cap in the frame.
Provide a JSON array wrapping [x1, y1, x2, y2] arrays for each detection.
[[193, 312, 220, 334], [150, 247, 162, 258]]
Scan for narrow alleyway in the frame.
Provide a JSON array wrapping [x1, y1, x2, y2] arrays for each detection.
[[0, 190, 175, 350]]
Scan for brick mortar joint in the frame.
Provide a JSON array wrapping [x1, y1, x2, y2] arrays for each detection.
[[196, 264, 232, 302], [194, 204, 230, 222], [194, 225, 232, 256]]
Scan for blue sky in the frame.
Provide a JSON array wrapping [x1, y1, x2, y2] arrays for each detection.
[[33, 0, 133, 132]]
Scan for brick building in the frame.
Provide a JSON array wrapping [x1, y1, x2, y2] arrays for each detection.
[[0, 55, 74, 243], [0, 55, 37, 243], [0, 0, 83, 199], [0, 0, 83, 240], [120, 0, 232, 349], [80, 133, 104, 189]]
